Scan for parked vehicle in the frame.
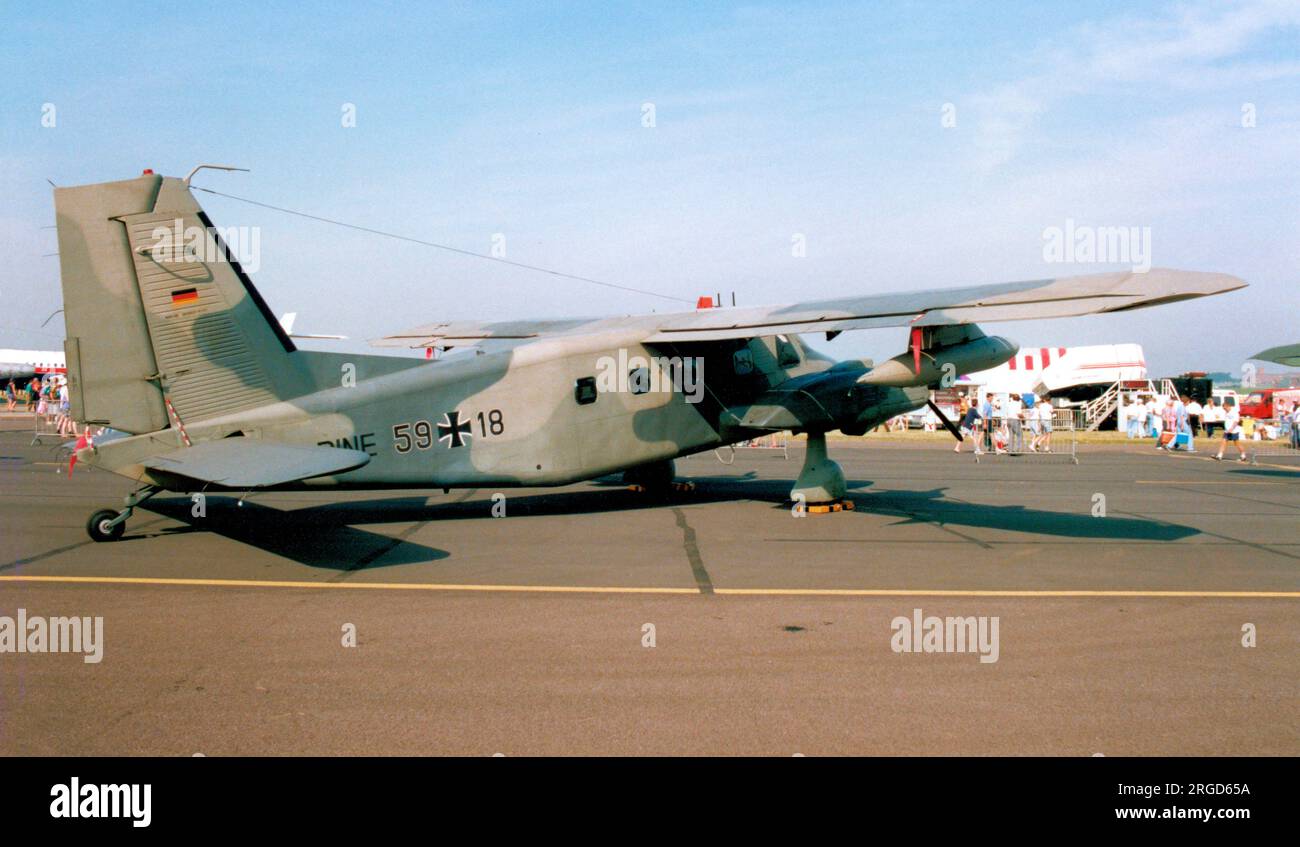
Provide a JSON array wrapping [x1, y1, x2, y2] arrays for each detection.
[[1212, 388, 1240, 407], [1240, 388, 1300, 421]]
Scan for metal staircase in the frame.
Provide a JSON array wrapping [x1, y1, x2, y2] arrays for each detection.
[[1081, 379, 1178, 431], [1082, 382, 1121, 431]]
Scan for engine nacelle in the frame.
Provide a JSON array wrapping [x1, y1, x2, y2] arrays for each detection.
[[856, 324, 1017, 388]]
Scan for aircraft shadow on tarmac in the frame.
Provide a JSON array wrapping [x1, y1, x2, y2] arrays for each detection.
[[844, 486, 1198, 541], [1226, 466, 1300, 479], [138, 473, 1195, 569], [140, 498, 450, 570], [138, 484, 754, 570]]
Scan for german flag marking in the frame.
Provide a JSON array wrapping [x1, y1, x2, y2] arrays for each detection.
[[170, 287, 199, 307]]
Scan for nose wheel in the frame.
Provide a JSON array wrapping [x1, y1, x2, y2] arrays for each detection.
[[791, 431, 849, 508], [85, 485, 161, 542]]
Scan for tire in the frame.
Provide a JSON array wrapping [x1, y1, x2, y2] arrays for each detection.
[[623, 459, 676, 492], [87, 509, 125, 542]]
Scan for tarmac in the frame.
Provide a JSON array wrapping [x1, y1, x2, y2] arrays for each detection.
[[1, 421, 1297, 755]]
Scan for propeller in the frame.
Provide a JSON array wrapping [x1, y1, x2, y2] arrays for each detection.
[[927, 400, 964, 443]]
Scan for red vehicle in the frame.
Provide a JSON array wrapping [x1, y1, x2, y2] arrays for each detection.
[[1240, 388, 1300, 420]]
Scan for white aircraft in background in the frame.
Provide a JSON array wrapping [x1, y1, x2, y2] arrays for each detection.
[[0, 348, 66, 381], [957, 343, 1146, 400], [1, 317, 335, 384], [278, 313, 347, 341]]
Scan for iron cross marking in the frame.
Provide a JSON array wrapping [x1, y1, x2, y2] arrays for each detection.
[[437, 411, 473, 448]]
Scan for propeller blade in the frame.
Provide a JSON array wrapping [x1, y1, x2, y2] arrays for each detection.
[[927, 399, 963, 443]]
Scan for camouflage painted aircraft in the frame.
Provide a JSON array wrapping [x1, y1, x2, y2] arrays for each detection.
[[55, 170, 1246, 541]]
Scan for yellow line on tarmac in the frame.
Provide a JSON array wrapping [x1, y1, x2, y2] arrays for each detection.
[[0, 575, 699, 595], [0, 575, 1296, 599], [1181, 454, 1300, 472], [714, 587, 1300, 598], [1135, 480, 1287, 485]]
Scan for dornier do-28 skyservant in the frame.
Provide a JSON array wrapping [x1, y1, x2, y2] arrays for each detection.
[[53, 169, 1246, 541]]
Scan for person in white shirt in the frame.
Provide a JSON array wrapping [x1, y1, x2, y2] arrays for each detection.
[[1004, 393, 1024, 453], [1186, 398, 1203, 436], [1201, 397, 1221, 437], [1122, 397, 1139, 438], [56, 382, 74, 436], [1033, 401, 1053, 452], [1024, 397, 1041, 452], [1213, 398, 1248, 462]]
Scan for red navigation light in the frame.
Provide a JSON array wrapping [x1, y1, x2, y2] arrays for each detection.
[[696, 295, 714, 309], [142, 169, 154, 175]]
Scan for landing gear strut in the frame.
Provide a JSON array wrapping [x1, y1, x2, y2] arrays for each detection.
[[86, 485, 161, 542], [791, 431, 848, 507]]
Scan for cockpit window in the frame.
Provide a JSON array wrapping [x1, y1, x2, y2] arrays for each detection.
[[775, 335, 801, 367]]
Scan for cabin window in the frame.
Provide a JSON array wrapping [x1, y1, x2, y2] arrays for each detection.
[[574, 376, 598, 405]]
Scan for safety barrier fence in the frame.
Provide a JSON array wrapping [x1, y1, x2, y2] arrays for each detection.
[[714, 433, 790, 464], [1242, 417, 1300, 463], [972, 407, 1079, 464], [1107, 414, 1299, 463], [30, 408, 64, 445]]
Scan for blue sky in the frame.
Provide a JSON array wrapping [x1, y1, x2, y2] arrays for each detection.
[[2, 0, 1297, 374]]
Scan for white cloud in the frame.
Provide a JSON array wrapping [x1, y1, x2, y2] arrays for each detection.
[[968, 0, 1300, 170]]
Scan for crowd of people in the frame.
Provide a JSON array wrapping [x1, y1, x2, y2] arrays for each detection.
[[1120, 392, 1300, 459], [930, 387, 1300, 461], [953, 392, 1055, 455], [5, 375, 79, 437], [1120, 393, 1201, 452]]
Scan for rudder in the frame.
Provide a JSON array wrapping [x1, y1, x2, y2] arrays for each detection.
[[55, 173, 306, 433]]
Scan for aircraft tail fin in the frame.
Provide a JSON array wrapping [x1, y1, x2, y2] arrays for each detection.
[[54, 172, 305, 433]]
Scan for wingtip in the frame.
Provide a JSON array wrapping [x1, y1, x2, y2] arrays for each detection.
[[1249, 343, 1300, 366]]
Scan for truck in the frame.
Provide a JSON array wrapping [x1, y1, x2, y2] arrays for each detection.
[[1240, 388, 1300, 421]]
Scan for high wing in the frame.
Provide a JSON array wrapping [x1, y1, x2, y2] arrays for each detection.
[[645, 268, 1245, 341], [371, 268, 1245, 348], [139, 441, 371, 489]]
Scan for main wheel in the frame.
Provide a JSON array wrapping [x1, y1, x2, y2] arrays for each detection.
[[87, 509, 125, 542], [623, 459, 676, 492]]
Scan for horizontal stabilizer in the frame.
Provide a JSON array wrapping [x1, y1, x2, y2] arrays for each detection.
[[140, 440, 370, 488]]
